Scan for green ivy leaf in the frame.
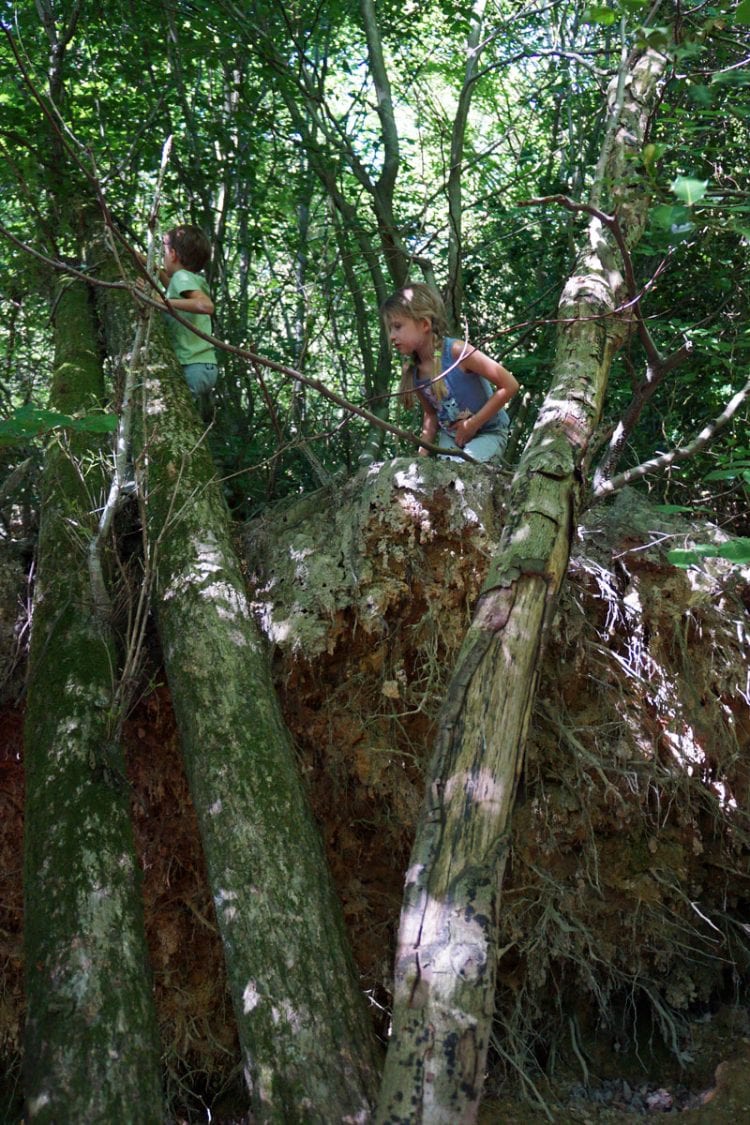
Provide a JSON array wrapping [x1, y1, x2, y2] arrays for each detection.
[[69, 414, 119, 433]]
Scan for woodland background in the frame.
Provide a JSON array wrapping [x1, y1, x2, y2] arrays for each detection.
[[1, 0, 750, 1122]]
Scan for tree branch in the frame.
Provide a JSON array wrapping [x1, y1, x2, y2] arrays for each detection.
[[592, 339, 693, 489], [593, 371, 750, 499]]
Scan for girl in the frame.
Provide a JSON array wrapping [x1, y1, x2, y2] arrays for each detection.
[[382, 282, 519, 462]]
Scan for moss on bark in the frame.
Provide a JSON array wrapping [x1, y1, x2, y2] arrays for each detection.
[[23, 278, 163, 1123], [97, 277, 381, 1121]]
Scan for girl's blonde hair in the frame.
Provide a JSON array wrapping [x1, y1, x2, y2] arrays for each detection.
[[381, 282, 448, 407]]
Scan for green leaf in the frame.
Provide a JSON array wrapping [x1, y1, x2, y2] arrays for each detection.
[[652, 504, 707, 514], [651, 203, 688, 229], [704, 461, 750, 480], [586, 5, 617, 25], [675, 39, 707, 64], [718, 538, 750, 562], [649, 203, 695, 243], [671, 176, 709, 206], [711, 68, 750, 87], [735, 0, 750, 25], [635, 25, 671, 48], [688, 83, 713, 106], [667, 547, 712, 567], [667, 538, 750, 567], [69, 414, 119, 434], [642, 142, 668, 170], [0, 405, 118, 447]]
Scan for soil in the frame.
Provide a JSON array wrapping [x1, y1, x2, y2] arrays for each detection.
[[2, 461, 750, 1121]]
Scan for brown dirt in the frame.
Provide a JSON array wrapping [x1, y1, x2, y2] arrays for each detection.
[[2, 463, 750, 1121]]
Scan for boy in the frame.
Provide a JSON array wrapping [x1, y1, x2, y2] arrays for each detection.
[[150, 225, 218, 405]]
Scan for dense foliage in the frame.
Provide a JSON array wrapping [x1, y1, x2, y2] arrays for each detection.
[[1, 0, 748, 527]]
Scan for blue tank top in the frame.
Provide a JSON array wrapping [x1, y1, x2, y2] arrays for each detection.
[[415, 338, 510, 436]]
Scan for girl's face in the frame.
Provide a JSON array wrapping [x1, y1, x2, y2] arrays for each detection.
[[163, 237, 179, 277], [387, 313, 431, 357]]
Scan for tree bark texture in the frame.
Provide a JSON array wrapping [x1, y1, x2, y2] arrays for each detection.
[[97, 284, 382, 1122], [23, 279, 164, 1124], [377, 47, 669, 1125]]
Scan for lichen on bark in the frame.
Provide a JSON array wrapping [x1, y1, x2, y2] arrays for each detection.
[[96, 269, 381, 1121], [23, 277, 164, 1123]]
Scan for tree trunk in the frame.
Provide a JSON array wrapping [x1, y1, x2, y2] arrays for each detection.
[[23, 278, 164, 1123], [445, 0, 488, 332], [96, 276, 382, 1121], [377, 46, 668, 1125]]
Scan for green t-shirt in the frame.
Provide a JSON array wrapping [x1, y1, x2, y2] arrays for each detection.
[[164, 269, 217, 366]]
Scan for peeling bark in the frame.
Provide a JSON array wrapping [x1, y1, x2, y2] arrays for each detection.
[[23, 279, 164, 1123], [377, 48, 669, 1124], [97, 276, 381, 1121]]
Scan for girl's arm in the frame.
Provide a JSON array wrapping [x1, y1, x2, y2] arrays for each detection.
[[449, 340, 519, 448], [150, 287, 215, 316], [166, 288, 215, 316], [416, 391, 439, 455]]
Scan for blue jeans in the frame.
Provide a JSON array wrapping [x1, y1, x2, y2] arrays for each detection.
[[182, 363, 218, 396], [437, 427, 508, 463]]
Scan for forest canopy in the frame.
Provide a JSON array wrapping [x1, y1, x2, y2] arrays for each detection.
[[1, 0, 748, 520]]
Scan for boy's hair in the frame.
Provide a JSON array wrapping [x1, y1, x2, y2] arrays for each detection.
[[165, 225, 211, 272], [381, 282, 448, 407]]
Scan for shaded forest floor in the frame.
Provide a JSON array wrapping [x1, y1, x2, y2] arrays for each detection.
[[2, 460, 750, 1121]]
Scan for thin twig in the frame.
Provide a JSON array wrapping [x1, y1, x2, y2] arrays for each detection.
[[87, 136, 172, 615], [594, 371, 750, 499]]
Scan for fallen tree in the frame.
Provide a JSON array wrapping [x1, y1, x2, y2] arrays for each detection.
[[242, 460, 750, 1120], [23, 276, 164, 1123], [375, 44, 671, 1123], [4, 455, 750, 1118], [95, 258, 382, 1121]]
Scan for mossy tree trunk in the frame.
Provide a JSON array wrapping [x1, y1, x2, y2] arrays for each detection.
[[23, 278, 164, 1123], [377, 47, 669, 1125], [96, 279, 381, 1121]]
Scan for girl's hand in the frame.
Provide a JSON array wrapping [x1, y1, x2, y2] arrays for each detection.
[[451, 417, 475, 448], [135, 279, 166, 307]]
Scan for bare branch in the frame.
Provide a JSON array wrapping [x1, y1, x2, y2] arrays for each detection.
[[88, 136, 173, 615], [593, 372, 750, 499], [592, 339, 693, 489]]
